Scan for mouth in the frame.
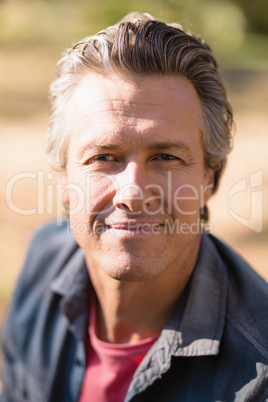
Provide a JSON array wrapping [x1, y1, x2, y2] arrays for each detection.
[[100, 221, 164, 236], [107, 222, 162, 230]]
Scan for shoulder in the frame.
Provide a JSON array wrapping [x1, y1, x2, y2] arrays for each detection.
[[3, 220, 79, 338], [27, 219, 76, 257], [1, 222, 81, 400], [10, 220, 79, 307], [21, 220, 77, 279], [208, 234, 268, 361]]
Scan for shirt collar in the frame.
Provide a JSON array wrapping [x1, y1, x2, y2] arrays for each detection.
[[50, 246, 87, 296], [145, 233, 228, 364], [50, 245, 90, 341], [172, 232, 228, 356]]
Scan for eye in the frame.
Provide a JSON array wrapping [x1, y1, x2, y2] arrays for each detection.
[[155, 154, 178, 161], [97, 154, 114, 161], [89, 154, 116, 162]]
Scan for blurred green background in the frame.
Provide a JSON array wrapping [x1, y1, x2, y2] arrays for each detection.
[[0, 0, 268, 120], [1, 0, 268, 61], [0, 0, 268, 384]]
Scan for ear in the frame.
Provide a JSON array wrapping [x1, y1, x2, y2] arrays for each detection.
[[57, 170, 70, 206], [202, 169, 215, 207]]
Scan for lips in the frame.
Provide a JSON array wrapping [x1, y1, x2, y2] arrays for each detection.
[[106, 222, 162, 230]]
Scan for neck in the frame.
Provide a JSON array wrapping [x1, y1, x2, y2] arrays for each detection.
[[86, 238, 200, 344]]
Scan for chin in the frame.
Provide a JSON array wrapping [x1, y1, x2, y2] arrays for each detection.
[[102, 258, 162, 283]]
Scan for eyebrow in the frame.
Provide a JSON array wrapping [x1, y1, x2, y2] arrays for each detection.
[[77, 140, 193, 157], [77, 144, 121, 158], [144, 141, 192, 152]]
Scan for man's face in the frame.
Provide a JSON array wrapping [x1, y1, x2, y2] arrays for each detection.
[[62, 73, 213, 281]]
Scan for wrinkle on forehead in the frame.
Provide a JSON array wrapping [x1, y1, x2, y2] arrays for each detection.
[[71, 73, 202, 121], [71, 100, 202, 141], [75, 103, 181, 127], [74, 97, 192, 116], [68, 73, 203, 152]]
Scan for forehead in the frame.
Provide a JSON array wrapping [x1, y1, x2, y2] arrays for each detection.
[[68, 73, 203, 147]]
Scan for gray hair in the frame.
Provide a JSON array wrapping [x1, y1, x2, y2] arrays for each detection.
[[46, 12, 233, 194]]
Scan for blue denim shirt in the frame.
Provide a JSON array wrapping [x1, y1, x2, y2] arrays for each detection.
[[1, 222, 268, 401]]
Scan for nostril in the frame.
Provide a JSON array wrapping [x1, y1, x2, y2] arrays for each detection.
[[116, 201, 143, 214]]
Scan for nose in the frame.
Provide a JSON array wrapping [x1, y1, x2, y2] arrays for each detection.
[[113, 162, 156, 213]]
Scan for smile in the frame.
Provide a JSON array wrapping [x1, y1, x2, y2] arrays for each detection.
[[100, 221, 164, 237], [107, 222, 162, 230]]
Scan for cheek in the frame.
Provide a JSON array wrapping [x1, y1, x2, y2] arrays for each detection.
[[67, 173, 117, 219], [169, 180, 206, 217]]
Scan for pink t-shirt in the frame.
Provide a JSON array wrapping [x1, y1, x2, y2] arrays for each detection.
[[79, 297, 158, 402]]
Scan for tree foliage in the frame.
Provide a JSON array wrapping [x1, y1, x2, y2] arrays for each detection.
[[0, 0, 267, 46]]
